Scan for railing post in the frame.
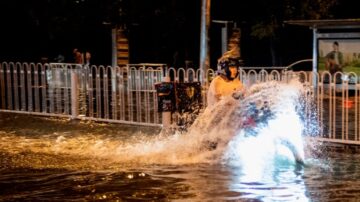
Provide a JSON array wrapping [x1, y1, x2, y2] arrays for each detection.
[[162, 75, 171, 127], [71, 69, 79, 119]]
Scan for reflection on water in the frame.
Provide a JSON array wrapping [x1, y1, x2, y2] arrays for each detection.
[[1, 80, 360, 201], [2, 136, 360, 202], [321, 96, 360, 140]]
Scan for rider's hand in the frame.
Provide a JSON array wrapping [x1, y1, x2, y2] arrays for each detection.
[[232, 91, 244, 100]]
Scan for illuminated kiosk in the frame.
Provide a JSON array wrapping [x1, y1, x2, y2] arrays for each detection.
[[285, 19, 360, 90]]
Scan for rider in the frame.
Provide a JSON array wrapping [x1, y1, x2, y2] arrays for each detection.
[[207, 50, 245, 107]]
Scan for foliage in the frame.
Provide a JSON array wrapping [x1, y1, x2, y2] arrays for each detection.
[[251, 19, 278, 39], [250, 0, 339, 39]]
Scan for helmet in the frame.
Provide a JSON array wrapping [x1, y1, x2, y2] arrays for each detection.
[[219, 57, 241, 70], [217, 47, 242, 80], [218, 57, 241, 80]]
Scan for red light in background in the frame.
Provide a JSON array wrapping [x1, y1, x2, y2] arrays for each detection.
[[344, 100, 354, 109]]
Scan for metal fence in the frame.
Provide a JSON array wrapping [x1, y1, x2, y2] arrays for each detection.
[[1, 62, 360, 144], [0, 62, 164, 126]]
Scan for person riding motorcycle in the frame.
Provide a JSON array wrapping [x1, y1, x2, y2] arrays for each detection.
[[207, 52, 245, 108]]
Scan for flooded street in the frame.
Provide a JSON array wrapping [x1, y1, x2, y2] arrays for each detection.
[[1, 111, 360, 201]]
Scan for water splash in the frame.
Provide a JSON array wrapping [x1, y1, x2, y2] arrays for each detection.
[[0, 79, 319, 169], [187, 79, 314, 164]]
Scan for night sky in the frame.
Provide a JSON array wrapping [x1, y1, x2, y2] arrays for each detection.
[[0, 0, 359, 67]]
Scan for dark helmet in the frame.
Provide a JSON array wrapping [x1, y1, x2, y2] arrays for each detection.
[[218, 57, 241, 80], [219, 57, 241, 70]]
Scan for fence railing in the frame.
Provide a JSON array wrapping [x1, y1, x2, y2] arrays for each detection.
[[1, 62, 360, 144], [0, 62, 164, 126]]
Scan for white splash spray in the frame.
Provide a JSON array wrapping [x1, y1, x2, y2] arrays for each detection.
[[0, 79, 317, 168]]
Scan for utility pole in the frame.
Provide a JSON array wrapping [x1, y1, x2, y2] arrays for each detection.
[[199, 0, 211, 85]]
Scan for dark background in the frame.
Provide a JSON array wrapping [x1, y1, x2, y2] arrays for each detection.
[[0, 0, 359, 68]]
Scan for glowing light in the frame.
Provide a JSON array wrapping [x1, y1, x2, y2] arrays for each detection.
[[344, 99, 353, 109]]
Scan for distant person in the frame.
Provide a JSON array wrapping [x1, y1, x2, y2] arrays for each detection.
[[207, 49, 245, 108], [325, 41, 344, 74], [85, 51, 91, 66], [73, 48, 83, 64]]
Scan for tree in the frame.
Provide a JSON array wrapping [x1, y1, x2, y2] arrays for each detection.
[[249, 0, 339, 65]]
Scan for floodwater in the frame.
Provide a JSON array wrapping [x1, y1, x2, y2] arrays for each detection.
[[1, 81, 360, 201]]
